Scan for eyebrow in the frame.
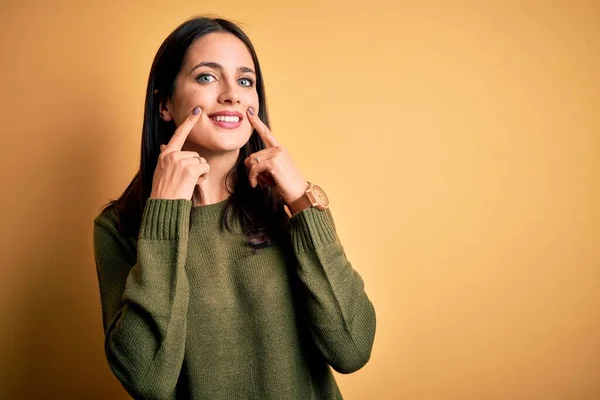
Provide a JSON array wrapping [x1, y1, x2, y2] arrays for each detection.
[[190, 62, 256, 75]]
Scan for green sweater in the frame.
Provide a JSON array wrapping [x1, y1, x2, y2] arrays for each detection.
[[93, 198, 376, 399]]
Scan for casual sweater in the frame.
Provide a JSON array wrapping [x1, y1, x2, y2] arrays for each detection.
[[93, 198, 376, 399]]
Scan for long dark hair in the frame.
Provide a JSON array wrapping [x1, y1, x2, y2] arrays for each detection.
[[105, 16, 289, 249]]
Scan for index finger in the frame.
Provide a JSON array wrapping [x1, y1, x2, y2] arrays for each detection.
[[165, 106, 202, 152], [247, 107, 279, 148]]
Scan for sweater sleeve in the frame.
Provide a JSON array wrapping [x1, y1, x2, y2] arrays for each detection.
[[93, 199, 192, 399], [289, 207, 376, 374]]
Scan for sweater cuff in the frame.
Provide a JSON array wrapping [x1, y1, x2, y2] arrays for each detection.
[[290, 208, 338, 253], [139, 199, 192, 240]]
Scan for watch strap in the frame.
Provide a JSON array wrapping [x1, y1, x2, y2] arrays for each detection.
[[287, 191, 312, 215]]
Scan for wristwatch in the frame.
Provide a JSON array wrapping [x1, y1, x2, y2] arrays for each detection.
[[287, 182, 330, 215]]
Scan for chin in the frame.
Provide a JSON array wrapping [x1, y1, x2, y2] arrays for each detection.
[[189, 137, 250, 154], [188, 129, 251, 152]]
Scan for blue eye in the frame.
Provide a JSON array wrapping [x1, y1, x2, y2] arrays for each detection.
[[238, 77, 254, 87], [196, 74, 216, 84]]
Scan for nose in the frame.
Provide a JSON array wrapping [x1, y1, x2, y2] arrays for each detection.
[[217, 80, 241, 105]]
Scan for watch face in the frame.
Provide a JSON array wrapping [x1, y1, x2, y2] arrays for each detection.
[[312, 185, 329, 206]]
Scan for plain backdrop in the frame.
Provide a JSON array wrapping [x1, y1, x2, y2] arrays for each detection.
[[0, 1, 598, 399]]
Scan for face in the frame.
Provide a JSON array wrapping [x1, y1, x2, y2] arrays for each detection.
[[160, 32, 259, 154]]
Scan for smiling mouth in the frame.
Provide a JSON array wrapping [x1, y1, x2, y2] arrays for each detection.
[[210, 115, 241, 123]]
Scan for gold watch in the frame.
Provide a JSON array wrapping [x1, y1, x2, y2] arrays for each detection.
[[288, 182, 330, 215]]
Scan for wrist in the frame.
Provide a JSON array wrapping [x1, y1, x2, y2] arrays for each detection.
[[285, 182, 330, 216], [283, 182, 309, 214], [287, 196, 311, 216], [285, 187, 309, 216]]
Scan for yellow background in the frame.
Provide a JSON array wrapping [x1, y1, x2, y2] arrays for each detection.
[[1, 1, 598, 399]]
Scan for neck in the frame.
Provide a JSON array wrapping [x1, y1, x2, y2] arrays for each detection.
[[186, 148, 239, 207]]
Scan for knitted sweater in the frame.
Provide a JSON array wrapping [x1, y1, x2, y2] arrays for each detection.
[[93, 198, 376, 399]]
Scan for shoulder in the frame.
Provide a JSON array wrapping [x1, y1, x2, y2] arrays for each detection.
[[93, 202, 137, 254], [94, 202, 120, 232]]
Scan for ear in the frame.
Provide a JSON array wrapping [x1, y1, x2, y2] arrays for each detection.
[[159, 98, 174, 122]]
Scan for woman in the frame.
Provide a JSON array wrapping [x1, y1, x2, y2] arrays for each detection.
[[93, 16, 376, 399]]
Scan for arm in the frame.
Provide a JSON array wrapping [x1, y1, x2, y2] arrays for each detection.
[[240, 107, 376, 372], [93, 199, 192, 399], [289, 207, 376, 374]]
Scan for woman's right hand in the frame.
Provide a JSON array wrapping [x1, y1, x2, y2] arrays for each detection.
[[149, 106, 210, 201]]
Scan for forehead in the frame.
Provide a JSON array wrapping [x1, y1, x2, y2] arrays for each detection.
[[183, 32, 255, 71]]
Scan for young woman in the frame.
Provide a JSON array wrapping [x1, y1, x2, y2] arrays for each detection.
[[93, 16, 376, 399]]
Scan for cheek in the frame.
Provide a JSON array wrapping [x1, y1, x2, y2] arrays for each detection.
[[239, 88, 258, 107], [248, 92, 259, 109], [173, 89, 213, 123], [241, 92, 259, 132]]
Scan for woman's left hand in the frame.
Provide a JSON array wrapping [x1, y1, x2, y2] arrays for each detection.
[[243, 107, 308, 206]]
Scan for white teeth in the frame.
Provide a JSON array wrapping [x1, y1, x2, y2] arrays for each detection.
[[212, 115, 240, 123]]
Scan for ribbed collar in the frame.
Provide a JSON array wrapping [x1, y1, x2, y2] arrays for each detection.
[[189, 198, 230, 231]]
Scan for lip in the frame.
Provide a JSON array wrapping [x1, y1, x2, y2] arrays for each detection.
[[207, 110, 244, 129], [207, 110, 244, 119]]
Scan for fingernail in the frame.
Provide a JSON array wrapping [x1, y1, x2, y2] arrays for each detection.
[[193, 106, 201, 115], [248, 107, 255, 116]]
